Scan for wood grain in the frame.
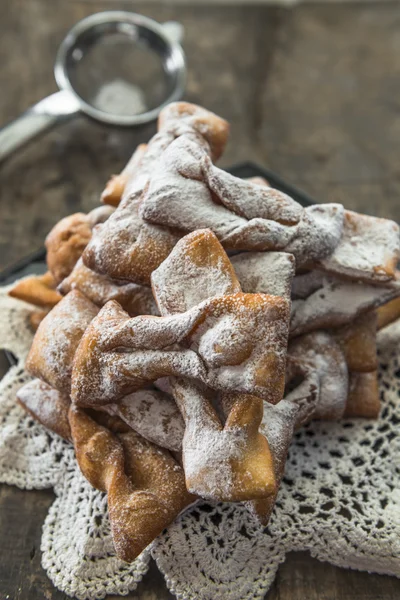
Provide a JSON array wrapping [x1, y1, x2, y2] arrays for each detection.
[[1, 1, 400, 599]]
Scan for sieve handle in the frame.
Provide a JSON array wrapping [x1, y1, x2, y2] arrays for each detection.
[[0, 89, 80, 163]]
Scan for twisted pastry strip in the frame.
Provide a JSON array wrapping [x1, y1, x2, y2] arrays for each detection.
[[376, 296, 400, 330], [9, 271, 62, 330], [46, 205, 113, 284], [26, 290, 99, 395], [21, 294, 195, 561], [102, 143, 148, 207], [9, 271, 61, 309], [69, 406, 194, 562], [290, 269, 400, 337], [152, 230, 286, 501], [59, 257, 158, 316], [247, 331, 349, 524], [73, 230, 291, 501], [24, 289, 182, 449], [333, 311, 378, 374], [17, 378, 193, 562], [17, 376, 184, 453], [17, 378, 72, 442], [82, 103, 229, 284], [72, 231, 291, 409], [250, 315, 381, 524], [139, 133, 399, 282]]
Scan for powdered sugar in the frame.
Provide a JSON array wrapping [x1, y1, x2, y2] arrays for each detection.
[[104, 388, 184, 452], [291, 271, 400, 336], [231, 252, 295, 300], [319, 210, 400, 282], [59, 258, 158, 316]]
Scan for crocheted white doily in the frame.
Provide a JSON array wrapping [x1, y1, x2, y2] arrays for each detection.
[[0, 283, 399, 600]]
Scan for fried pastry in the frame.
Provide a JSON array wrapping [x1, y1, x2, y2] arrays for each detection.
[[26, 290, 99, 395], [82, 102, 229, 284], [343, 371, 380, 418], [154, 231, 283, 501], [333, 312, 378, 373], [29, 309, 49, 331], [59, 257, 158, 316], [69, 405, 195, 562], [376, 296, 400, 329], [72, 230, 291, 408], [101, 388, 184, 452], [101, 143, 148, 207], [9, 271, 62, 309], [139, 129, 399, 282], [73, 230, 292, 501], [17, 378, 72, 442], [46, 205, 113, 283], [231, 252, 295, 300], [290, 270, 400, 337]]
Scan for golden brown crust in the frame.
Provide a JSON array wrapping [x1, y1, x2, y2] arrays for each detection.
[[9, 272, 62, 309], [377, 296, 400, 330], [333, 312, 378, 373], [46, 213, 92, 283], [26, 290, 99, 395], [101, 144, 148, 207], [69, 405, 194, 562], [157, 102, 229, 161], [46, 207, 113, 283], [17, 379, 72, 442], [73, 230, 291, 502], [59, 258, 158, 316], [344, 371, 380, 419]]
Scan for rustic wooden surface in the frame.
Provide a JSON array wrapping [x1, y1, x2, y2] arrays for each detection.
[[1, 1, 400, 599]]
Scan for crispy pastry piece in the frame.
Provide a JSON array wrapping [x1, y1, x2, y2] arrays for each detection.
[[73, 230, 292, 501], [83, 103, 229, 284], [69, 405, 195, 562], [153, 230, 283, 501], [26, 290, 99, 395], [231, 252, 295, 300], [59, 258, 158, 316], [343, 371, 380, 418], [17, 378, 72, 442], [72, 230, 291, 408], [286, 332, 349, 422], [102, 388, 184, 452], [333, 312, 378, 373], [102, 144, 148, 207], [290, 270, 400, 337], [100, 101, 231, 208], [376, 296, 400, 329], [9, 271, 62, 309], [17, 381, 192, 561], [139, 132, 399, 282], [29, 309, 49, 331], [318, 210, 400, 282], [249, 330, 350, 525], [46, 206, 113, 283]]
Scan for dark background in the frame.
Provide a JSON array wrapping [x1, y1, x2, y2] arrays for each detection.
[[1, 1, 400, 598]]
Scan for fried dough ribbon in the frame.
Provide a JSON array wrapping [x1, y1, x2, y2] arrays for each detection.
[[73, 230, 292, 501]]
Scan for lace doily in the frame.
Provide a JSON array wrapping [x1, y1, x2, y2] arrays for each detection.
[[0, 283, 399, 600]]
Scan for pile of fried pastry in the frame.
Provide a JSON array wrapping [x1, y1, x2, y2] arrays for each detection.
[[9, 102, 400, 563]]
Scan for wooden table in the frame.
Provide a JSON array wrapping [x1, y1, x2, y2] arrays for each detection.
[[1, 1, 400, 598]]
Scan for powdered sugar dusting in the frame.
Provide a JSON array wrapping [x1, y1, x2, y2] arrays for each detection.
[[104, 388, 184, 452], [291, 270, 400, 336]]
